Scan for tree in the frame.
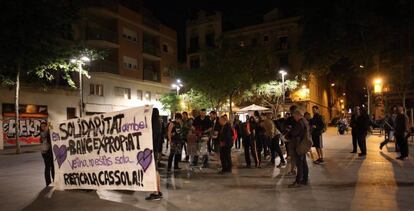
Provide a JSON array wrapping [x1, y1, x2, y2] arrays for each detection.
[[0, 0, 98, 153], [182, 89, 216, 111], [179, 37, 273, 119], [242, 80, 299, 115], [159, 93, 182, 114]]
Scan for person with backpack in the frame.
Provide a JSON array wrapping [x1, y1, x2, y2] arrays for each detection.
[[167, 113, 184, 172], [286, 109, 312, 188], [310, 106, 326, 164]]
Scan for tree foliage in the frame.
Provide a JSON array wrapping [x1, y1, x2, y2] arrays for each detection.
[[179, 37, 274, 111], [182, 89, 216, 111], [160, 93, 181, 113]]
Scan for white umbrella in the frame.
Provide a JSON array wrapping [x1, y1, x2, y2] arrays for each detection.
[[238, 104, 270, 112]]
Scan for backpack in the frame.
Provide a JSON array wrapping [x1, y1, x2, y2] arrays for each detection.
[[296, 118, 313, 155]]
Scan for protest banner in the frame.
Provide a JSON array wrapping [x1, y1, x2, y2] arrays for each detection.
[[50, 106, 157, 191]]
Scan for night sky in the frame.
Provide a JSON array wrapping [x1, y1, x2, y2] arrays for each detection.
[[144, 0, 291, 62]]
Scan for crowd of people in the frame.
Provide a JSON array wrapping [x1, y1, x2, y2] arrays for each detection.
[[37, 104, 412, 201], [147, 105, 327, 198]]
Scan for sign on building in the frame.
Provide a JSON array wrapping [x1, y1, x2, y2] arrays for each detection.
[[50, 106, 157, 191]]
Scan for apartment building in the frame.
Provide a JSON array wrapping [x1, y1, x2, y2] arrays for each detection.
[[185, 9, 336, 120], [1, 1, 177, 148]]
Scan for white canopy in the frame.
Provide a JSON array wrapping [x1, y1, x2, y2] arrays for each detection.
[[238, 104, 270, 112]]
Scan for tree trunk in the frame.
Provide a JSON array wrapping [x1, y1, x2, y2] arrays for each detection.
[[229, 94, 233, 122], [403, 91, 407, 112], [15, 64, 21, 154]]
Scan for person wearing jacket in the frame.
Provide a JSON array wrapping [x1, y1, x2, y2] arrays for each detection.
[[286, 110, 310, 188], [395, 105, 411, 160], [310, 106, 326, 164], [218, 115, 233, 174], [350, 106, 371, 156], [40, 122, 54, 187]]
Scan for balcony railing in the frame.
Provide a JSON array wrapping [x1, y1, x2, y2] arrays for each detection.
[[143, 69, 161, 82], [89, 60, 118, 74], [143, 42, 161, 57], [86, 27, 117, 43]]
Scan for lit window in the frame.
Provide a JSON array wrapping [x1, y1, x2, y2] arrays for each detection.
[[114, 87, 131, 99], [137, 90, 143, 100], [123, 56, 137, 70], [122, 28, 137, 43], [144, 91, 151, 101]]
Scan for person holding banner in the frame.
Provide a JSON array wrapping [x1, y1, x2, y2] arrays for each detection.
[[40, 122, 54, 187], [167, 113, 184, 172], [146, 108, 163, 201]]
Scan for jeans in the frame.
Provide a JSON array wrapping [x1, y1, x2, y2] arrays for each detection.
[[295, 153, 308, 183], [41, 150, 55, 186], [256, 134, 266, 165], [357, 133, 367, 154], [235, 137, 241, 149], [243, 136, 258, 167], [220, 146, 232, 172], [351, 132, 358, 152], [396, 134, 409, 157], [270, 136, 285, 164]]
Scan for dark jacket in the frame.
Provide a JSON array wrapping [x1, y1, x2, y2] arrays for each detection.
[[219, 123, 233, 147], [152, 117, 162, 153], [310, 113, 325, 135], [395, 113, 409, 136], [350, 113, 370, 135]]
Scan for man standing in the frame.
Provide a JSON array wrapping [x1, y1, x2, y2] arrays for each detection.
[[310, 106, 326, 164], [350, 106, 370, 156], [167, 113, 184, 172], [192, 109, 212, 166], [287, 110, 310, 188], [395, 105, 410, 160], [218, 116, 233, 174]]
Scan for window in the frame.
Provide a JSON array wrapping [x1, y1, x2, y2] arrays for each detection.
[[239, 41, 245, 47], [137, 90, 143, 100], [66, 107, 76, 120], [114, 87, 131, 99], [144, 91, 151, 101], [279, 36, 289, 50], [123, 56, 137, 70], [162, 44, 169, 53], [263, 35, 269, 42], [122, 28, 137, 42], [90, 84, 95, 95], [190, 56, 200, 69], [89, 84, 103, 96], [162, 67, 171, 77], [251, 38, 258, 46], [155, 93, 161, 101], [189, 36, 199, 52], [205, 33, 215, 47], [279, 54, 289, 68]]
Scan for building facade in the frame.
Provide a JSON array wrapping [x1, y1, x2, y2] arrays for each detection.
[[185, 9, 334, 120], [1, 1, 177, 149]]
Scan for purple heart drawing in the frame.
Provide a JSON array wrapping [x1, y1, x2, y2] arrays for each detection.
[[53, 145, 67, 168], [137, 148, 153, 172]]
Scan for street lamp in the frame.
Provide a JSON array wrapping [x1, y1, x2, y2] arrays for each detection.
[[373, 78, 383, 94], [279, 70, 287, 116], [171, 79, 183, 95], [71, 56, 91, 117]]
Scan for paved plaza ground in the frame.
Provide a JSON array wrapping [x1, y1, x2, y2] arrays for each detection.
[[1, 128, 414, 211]]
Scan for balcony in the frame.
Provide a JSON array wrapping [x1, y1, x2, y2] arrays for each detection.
[[89, 60, 118, 74], [86, 27, 119, 48], [143, 42, 161, 57], [143, 59, 161, 82]]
